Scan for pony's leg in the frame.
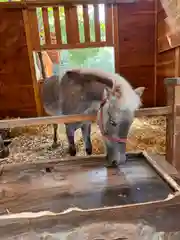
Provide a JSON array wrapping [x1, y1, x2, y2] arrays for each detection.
[[105, 142, 127, 168], [52, 124, 58, 148], [104, 142, 115, 167], [81, 123, 92, 155], [65, 124, 76, 156], [0, 135, 10, 159], [105, 141, 118, 168]]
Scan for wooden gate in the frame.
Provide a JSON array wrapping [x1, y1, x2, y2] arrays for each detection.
[[23, 3, 120, 115]]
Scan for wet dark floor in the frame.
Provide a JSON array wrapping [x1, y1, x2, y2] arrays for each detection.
[[0, 153, 175, 214]]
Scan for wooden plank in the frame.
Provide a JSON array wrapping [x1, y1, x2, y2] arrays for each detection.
[[28, 9, 40, 50], [83, 5, 90, 42], [158, 32, 180, 53], [37, 41, 113, 50], [166, 85, 175, 165], [143, 151, 180, 192], [0, 106, 171, 129], [2, 152, 178, 177], [1, 155, 105, 173], [0, 2, 23, 8], [175, 47, 180, 77], [94, 4, 101, 42], [113, 5, 120, 73], [64, 6, 79, 44], [147, 153, 179, 176], [70, 6, 80, 43], [22, 9, 42, 116], [22, 0, 136, 8], [42, 7, 51, 45], [53, 6, 62, 45], [105, 4, 113, 44], [154, 0, 157, 106], [157, 19, 170, 39], [2, 198, 180, 239], [176, 104, 180, 116]]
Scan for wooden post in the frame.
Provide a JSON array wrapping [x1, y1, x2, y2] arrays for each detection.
[[165, 77, 180, 171], [22, 9, 42, 116]]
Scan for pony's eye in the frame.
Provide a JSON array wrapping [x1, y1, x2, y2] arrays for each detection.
[[110, 119, 117, 126]]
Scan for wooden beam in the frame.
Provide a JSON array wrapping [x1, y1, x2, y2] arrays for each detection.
[[0, 106, 171, 129], [22, 9, 42, 116], [32, 41, 113, 51], [143, 151, 180, 192], [24, 0, 136, 8], [0, 2, 24, 8], [158, 32, 180, 53], [0, 0, 135, 8], [113, 5, 120, 73]]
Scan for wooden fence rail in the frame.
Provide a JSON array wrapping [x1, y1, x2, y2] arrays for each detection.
[[0, 106, 171, 129], [27, 4, 114, 51], [0, 0, 135, 8]]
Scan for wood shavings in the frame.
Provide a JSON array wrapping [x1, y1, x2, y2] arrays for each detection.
[[2, 116, 166, 164]]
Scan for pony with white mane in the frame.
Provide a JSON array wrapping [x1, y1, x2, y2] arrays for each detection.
[[42, 68, 145, 167]]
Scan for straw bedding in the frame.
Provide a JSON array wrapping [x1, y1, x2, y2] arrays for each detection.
[[2, 116, 166, 164]]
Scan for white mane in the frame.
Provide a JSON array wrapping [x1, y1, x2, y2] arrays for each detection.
[[76, 68, 142, 112]]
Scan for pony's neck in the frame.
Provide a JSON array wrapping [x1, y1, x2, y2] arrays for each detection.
[[77, 68, 141, 112]]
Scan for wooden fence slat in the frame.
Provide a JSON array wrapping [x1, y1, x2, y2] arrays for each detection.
[[83, 5, 90, 42], [64, 6, 80, 44], [42, 7, 51, 45], [53, 6, 62, 45], [105, 4, 113, 44], [64, 6, 71, 43], [0, 106, 171, 129], [71, 6, 80, 43], [28, 9, 40, 50], [94, 4, 101, 42], [113, 5, 120, 73]]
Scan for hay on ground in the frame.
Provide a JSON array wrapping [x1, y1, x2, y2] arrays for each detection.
[[2, 116, 166, 164]]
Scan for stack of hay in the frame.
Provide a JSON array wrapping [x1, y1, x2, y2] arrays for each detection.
[[76, 116, 166, 155]]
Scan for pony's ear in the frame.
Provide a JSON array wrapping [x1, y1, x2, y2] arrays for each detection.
[[66, 70, 81, 79], [103, 87, 111, 99], [134, 87, 145, 97]]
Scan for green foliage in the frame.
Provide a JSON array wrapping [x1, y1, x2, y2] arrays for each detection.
[[36, 5, 114, 72]]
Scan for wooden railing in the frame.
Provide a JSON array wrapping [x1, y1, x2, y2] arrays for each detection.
[[27, 4, 114, 51], [0, 106, 171, 129]]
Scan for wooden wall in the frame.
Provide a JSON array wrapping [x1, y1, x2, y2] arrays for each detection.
[[0, 8, 37, 118], [1, 1, 179, 118], [118, 0, 156, 107], [156, 0, 180, 106]]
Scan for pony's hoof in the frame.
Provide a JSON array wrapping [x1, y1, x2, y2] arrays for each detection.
[[69, 147, 76, 156], [86, 147, 92, 155], [0, 147, 10, 159], [104, 162, 117, 168], [52, 142, 58, 149]]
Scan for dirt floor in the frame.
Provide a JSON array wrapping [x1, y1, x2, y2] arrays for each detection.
[[2, 116, 166, 164]]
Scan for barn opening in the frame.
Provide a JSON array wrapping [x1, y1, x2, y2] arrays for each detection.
[[33, 4, 115, 85]]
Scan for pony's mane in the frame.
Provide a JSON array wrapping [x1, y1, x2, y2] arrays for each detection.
[[76, 68, 142, 112]]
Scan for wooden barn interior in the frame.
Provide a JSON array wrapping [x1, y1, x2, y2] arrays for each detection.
[[3, 1, 180, 236], [0, 0, 178, 118]]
